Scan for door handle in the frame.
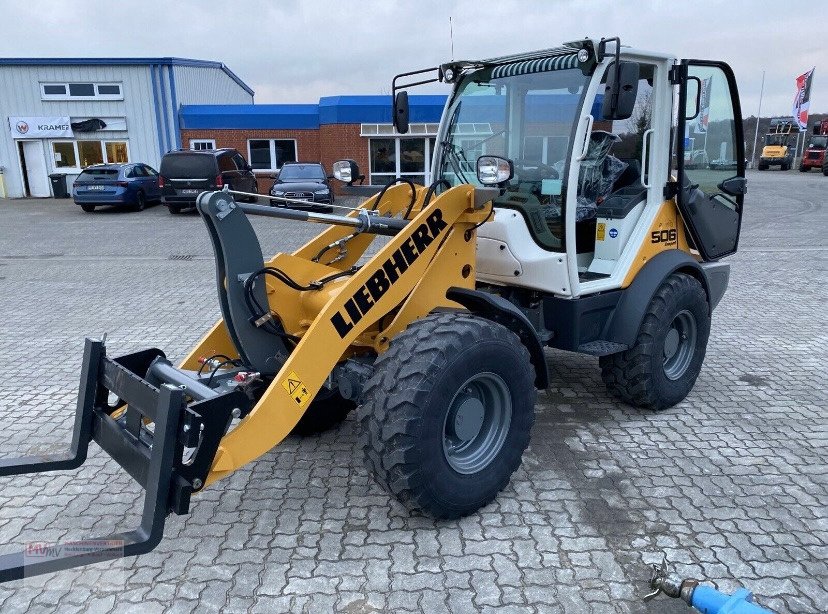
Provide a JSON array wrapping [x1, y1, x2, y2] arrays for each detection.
[[640, 128, 654, 188]]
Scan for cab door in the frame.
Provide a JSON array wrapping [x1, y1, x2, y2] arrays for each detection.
[[674, 60, 745, 260]]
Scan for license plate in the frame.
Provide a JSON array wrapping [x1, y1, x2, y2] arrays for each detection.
[[87, 185, 106, 191], [181, 189, 199, 195]]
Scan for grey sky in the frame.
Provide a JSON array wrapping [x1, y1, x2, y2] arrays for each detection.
[[0, 0, 823, 118]]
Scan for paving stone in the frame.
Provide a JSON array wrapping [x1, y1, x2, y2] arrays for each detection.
[[0, 172, 824, 613]]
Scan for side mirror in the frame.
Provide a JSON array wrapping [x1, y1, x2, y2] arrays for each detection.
[[476, 155, 513, 186], [602, 61, 640, 121], [332, 159, 362, 185], [393, 91, 410, 134]]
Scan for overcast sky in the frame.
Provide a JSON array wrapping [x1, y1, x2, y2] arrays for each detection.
[[0, 0, 823, 118]]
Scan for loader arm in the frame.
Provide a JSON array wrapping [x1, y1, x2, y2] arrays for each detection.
[[204, 184, 489, 485]]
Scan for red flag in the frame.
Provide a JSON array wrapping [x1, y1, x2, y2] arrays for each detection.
[[792, 68, 815, 131]]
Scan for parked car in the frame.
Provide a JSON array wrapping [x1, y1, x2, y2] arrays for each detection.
[[160, 148, 257, 214], [72, 163, 162, 213], [269, 162, 334, 211]]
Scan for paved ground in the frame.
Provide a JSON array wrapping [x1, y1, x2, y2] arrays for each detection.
[[0, 171, 824, 613]]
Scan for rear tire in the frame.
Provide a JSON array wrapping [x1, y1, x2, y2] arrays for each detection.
[[169, 204, 182, 215], [823, 165, 828, 176], [134, 191, 146, 212], [359, 312, 536, 519], [80, 204, 96, 213], [757, 162, 768, 170], [599, 273, 710, 410], [291, 389, 355, 436]]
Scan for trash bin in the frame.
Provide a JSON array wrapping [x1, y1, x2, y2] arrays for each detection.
[[49, 173, 69, 198]]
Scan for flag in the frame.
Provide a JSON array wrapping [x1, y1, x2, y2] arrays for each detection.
[[694, 76, 713, 133], [792, 68, 815, 131]]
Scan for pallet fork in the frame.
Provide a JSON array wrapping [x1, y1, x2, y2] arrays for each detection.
[[0, 183, 493, 580]]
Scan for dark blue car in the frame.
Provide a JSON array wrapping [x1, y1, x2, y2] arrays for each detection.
[[72, 163, 162, 212]]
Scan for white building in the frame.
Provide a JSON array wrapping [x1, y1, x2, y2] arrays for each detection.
[[0, 57, 254, 198]]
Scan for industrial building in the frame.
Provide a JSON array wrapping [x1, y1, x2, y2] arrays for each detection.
[[179, 96, 448, 191], [0, 57, 253, 198]]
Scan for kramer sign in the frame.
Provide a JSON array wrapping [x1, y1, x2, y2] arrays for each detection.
[[8, 116, 73, 139]]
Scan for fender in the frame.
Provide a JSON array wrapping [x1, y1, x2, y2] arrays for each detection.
[[447, 287, 550, 389], [604, 249, 721, 348]]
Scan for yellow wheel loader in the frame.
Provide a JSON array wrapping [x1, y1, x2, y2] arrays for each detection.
[[758, 118, 795, 170], [0, 37, 746, 581]]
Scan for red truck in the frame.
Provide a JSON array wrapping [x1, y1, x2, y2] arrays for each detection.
[[799, 118, 828, 174]]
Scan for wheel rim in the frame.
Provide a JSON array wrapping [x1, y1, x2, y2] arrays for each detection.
[[663, 309, 697, 380], [442, 372, 512, 474], [137, 193, 145, 209]]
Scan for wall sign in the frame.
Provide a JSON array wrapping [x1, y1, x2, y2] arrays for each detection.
[[8, 116, 73, 139]]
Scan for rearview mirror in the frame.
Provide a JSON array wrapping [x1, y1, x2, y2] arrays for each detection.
[[477, 156, 513, 186], [332, 159, 362, 185], [393, 91, 410, 134], [602, 61, 640, 121]]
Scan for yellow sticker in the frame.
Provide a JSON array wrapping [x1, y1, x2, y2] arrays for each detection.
[[596, 223, 606, 241], [281, 371, 311, 408]]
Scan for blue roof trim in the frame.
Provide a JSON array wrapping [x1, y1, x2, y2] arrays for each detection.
[[179, 96, 448, 130], [318, 95, 446, 124], [0, 57, 254, 97], [181, 104, 320, 130]]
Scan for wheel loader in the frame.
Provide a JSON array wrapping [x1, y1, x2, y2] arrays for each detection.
[[0, 37, 746, 581]]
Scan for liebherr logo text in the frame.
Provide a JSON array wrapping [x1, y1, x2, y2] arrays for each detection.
[[331, 209, 448, 338]]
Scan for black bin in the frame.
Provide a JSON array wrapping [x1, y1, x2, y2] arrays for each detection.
[[49, 173, 69, 198]]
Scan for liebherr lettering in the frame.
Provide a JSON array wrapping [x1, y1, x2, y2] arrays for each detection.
[[331, 209, 448, 338]]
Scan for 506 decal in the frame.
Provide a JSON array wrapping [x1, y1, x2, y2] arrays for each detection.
[[651, 228, 677, 244]]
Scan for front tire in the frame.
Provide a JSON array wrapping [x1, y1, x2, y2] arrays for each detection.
[[758, 162, 768, 170], [359, 312, 536, 519], [799, 164, 809, 172], [80, 204, 96, 213], [600, 273, 711, 410], [168, 204, 182, 215], [291, 389, 355, 436]]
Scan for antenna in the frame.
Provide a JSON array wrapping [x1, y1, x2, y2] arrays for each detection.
[[449, 16, 454, 60]]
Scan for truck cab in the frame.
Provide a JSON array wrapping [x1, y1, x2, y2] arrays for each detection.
[[799, 119, 828, 174]]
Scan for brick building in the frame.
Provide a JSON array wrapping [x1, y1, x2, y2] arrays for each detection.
[[179, 96, 447, 194]]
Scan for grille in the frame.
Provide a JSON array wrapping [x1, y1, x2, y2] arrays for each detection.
[[808, 152, 821, 160], [284, 191, 314, 200], [168, 254, 195, 261]]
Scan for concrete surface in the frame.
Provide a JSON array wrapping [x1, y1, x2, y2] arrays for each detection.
[[0, 170, 825, 613]]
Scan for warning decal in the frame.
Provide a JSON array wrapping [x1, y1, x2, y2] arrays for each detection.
[[281, 371, 311, 408], [596, 223, 606, 241]]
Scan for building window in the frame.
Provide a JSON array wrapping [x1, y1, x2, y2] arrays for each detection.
[[190, 139, 216, 151], [51, 140, 130, 170], [248, 139, 297, 171], [41, 82, 123, 101], [369, 137, 435, 186]]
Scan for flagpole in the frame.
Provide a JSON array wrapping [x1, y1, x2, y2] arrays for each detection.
[[751, 70, 765, 169]]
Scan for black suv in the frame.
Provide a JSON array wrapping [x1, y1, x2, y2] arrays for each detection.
[[160, 148, 257, 213], [269, 162, 333, 211]]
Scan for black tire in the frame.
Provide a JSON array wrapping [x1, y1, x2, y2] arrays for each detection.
[[134, 191, 146, 212], [248, 182, 259, 203], [168, 204, 182, 215], [291, 389, 355, 436], [599, 273, 710, 411], [799, 164, 809, 172], [80, 204, 96, 213], [823, 165, 828, 176], [359, 312, 536, 519]]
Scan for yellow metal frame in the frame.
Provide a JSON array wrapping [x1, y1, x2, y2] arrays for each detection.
[[180, 184, 489, 488]]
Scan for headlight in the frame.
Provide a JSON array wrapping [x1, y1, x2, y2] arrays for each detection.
[[314, 188, 330, 195], [271, 189, 285, 196]]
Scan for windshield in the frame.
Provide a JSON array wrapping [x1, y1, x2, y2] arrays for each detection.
[[808, 135, 828, 149], [278, 164, 326, 181], [436, 66, 590, 249], [765, 134, 788, 147]]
